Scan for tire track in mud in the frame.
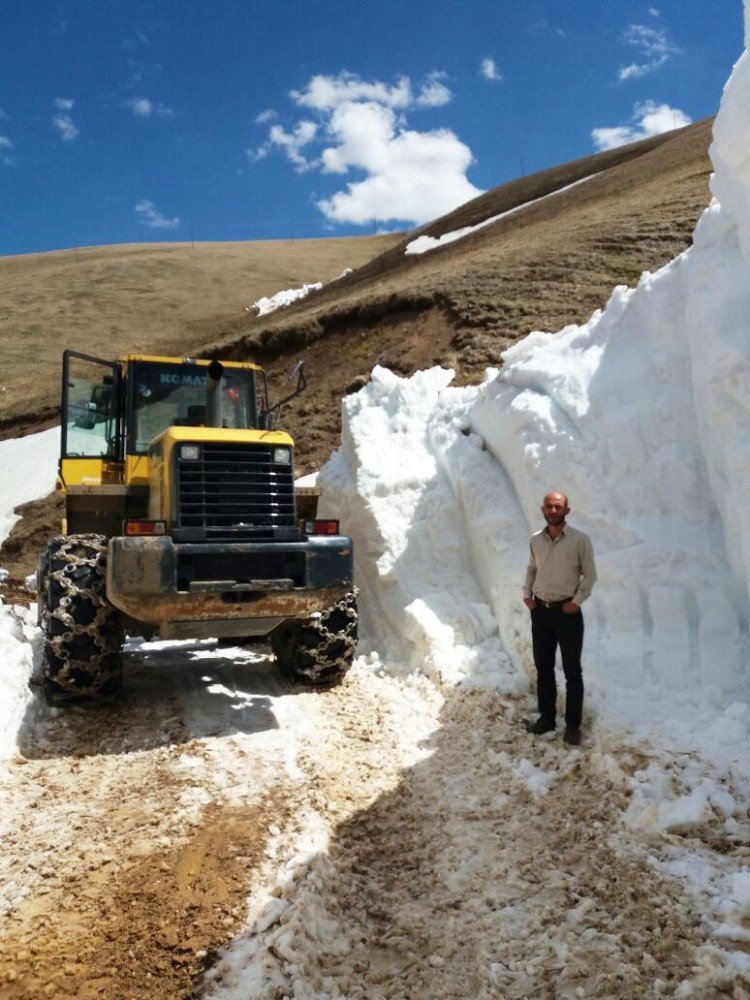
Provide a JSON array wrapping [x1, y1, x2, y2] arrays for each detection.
[[0, 797, 285, 999], [0, 719, 295, 1000], [0, 644, 299, 1000]]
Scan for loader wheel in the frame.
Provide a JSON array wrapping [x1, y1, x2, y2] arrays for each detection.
[[38, 534, 124, 703], [271, 590, 358, 687]]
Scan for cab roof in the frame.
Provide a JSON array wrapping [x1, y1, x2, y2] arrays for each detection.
[[119, 354, 261, 372]]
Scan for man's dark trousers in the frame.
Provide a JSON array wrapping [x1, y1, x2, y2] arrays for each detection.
[[531, 606, 584, 728]]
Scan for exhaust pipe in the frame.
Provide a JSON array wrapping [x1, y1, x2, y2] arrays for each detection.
[[206, 359, 224, 428]]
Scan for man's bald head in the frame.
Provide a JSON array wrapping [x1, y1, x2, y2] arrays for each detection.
[[541, 492, 570, 529]]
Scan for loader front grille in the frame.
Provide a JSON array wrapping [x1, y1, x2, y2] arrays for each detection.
[[175, 442, 296, 540]]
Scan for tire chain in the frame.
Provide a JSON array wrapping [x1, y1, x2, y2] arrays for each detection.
[[300, 588, 359, 678], [42, 534, 121, 695]]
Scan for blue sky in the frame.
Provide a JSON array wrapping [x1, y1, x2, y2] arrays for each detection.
[[0, 0, 743, 256]]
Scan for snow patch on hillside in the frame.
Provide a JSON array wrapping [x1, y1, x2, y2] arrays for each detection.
[[404, 173, 601, 255], [0, 427, 59, 545], [250, 282, 323, 316], [248, 268, 353, 317]]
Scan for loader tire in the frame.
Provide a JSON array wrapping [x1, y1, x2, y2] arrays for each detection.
[[38, 534, 123, 703], [271, 590, 358, 687]]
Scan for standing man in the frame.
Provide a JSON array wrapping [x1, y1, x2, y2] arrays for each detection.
[[523, 492, 597, 746]]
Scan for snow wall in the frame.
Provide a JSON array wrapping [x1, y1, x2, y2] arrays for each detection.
[[320, 8, 750, 743]]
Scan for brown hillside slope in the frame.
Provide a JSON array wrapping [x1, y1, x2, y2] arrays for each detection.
[[207, 118, 713, 471], [0, 119, 714, 577], [0, 234, 398, 435]]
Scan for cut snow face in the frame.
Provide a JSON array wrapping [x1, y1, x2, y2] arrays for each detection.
[[320, 19, 750, 773], [404, 173, 601, 256]]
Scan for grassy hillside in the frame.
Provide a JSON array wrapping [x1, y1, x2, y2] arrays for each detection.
[[0, 234, 398, 435]]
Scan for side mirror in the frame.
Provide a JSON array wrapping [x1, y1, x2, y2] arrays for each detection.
[[261, 361, 307, 429]]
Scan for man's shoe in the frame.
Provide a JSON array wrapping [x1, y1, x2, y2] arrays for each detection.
[[525, 717, 556, 735], [563, 727, 582, 746]]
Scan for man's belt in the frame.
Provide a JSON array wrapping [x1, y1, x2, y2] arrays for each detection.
[[534, 596, 573, 609]]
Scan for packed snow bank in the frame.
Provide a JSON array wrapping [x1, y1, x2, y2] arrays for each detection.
[[320, 16, 750, 769], [404, 173, 600, 256], [320, 366, 526, 693], [0, 427, 59, 545]]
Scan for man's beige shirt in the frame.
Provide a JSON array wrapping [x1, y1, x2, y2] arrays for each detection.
[[523, 524, 597, 605]]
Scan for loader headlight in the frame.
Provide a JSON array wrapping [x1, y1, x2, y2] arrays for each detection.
[[273, 447, 291, 465], [180, 444, 201, 461]]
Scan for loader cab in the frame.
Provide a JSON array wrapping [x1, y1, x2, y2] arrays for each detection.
[[60, 351, 265, 486], [126, 358, 259, 454]]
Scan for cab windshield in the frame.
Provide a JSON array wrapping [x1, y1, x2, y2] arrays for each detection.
[[129, 361, 258, 454]]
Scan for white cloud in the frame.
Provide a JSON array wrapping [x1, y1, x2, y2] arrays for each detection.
[[648, 7, 661, 16], [266, 120, 318, 171], [592, 100, 691, 151], [127, 97, 173, 118], [135, 199, 180, 229], [289, 71, 452, 112], [316, 102, 480, 225], [291, 72, 413, 111], [52, 99, 78, 141], [0, 136, 12, 149], [246, 145, 269, 162], [618, 23, 679, 81], [480, 57, 503, 82], [255, 108, 276, 124], [624, 23, 675, 57], [251, 70, 477, 227], [415, 71, 452, 107], [618, 58, 667, 81]]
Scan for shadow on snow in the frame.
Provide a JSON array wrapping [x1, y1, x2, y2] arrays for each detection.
[[17, 637, 300, 761]]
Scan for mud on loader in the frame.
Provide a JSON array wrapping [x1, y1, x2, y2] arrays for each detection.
[[37, 351, 357, 702]]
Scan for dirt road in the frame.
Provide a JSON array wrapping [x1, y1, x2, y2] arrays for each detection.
[[0, 638, 437, 999], [0, 628, 747, 998]]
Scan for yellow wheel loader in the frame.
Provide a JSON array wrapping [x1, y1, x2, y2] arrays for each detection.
[[37, 351, 357, 702]]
